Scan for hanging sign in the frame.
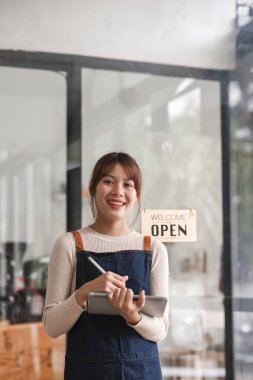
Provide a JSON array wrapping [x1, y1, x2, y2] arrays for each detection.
[[141, 209, 197, 242]]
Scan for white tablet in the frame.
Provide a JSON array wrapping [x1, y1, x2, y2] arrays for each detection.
[[87, 292, 167, 318]]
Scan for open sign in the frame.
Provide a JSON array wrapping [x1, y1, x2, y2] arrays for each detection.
[[141, 209, 197, 242]]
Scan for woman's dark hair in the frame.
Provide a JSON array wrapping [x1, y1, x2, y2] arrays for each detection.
[[88, 152, 142, 219]]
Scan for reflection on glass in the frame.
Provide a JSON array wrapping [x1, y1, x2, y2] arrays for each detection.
[[230, 73, 253, 379], [81, 68, 224, 378], [0, 67, 66, 324]]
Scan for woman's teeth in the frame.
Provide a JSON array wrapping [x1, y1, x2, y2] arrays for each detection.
[[108, 200, 125, 205]]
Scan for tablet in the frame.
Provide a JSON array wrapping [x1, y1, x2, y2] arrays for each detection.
[[87, 292, 167, 318]]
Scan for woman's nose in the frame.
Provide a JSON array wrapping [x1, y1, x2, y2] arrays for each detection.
[[111, 182, 123, 196]]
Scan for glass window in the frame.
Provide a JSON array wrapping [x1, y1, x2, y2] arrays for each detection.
[[230, 70, 253, 378], [81, 68, 224, 378], [0, 66, 66, 323]]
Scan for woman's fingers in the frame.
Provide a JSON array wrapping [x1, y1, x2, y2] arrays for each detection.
[[118, 287, 128, 305], [104, 272, 128, 289], [85, 271, 128, 294], [125, 288, 134, 305], [114, 287, 121, 300], [109, 272, 128, 281], [108, 287, 118, 302], [108, 288, 144, 324], [108, 287, 127, 307], [135, 290, 145, 309], [109, 288, 145, 307], [90, 272, 128, 293], [108, 287, 122, 307], [92, 272, 146, 315], [106, 272, 128, 282]]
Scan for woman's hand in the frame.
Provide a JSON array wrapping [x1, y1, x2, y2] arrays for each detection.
[[75, 272, 128, 308], [108, 288, 145, 325]]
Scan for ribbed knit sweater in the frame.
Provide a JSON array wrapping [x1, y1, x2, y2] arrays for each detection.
[[42, 227, 169, 343]]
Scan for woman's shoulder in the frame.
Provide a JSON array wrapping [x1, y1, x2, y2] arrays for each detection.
[[51, 231, 76, 256], [150, 236, 166, 249], [148, 236, 168, 261], [54, 231, 75, 245], [127, 231, 167, 254], [48, 232, 77, 268]]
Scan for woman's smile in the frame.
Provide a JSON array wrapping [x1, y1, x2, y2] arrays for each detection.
[[107, 198, 126, 209]]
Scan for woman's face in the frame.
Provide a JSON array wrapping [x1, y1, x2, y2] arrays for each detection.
[[94, 163, 138, 223]]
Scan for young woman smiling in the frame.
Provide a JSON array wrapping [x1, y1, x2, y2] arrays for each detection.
[[43, 152, 169, 380]]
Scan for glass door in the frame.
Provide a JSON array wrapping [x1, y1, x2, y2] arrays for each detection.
[[81, 68, 225, 379]]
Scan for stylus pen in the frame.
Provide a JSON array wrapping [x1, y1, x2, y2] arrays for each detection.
[[88, 256, 106, 274]]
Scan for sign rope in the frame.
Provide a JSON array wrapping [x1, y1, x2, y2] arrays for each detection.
[[144, 141, 192, 211]]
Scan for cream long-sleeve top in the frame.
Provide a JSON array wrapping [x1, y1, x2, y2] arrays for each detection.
[[42, 226, 169, 343]]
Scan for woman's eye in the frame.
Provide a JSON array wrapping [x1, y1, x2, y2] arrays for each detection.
[[124, 182, 134, 188], [103, 179, 113, 185]]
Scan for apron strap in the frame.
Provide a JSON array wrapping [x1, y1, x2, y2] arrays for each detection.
[[71, 230, 150, 252], [143, 236, 151, 251], [71, 231, 84, 251]]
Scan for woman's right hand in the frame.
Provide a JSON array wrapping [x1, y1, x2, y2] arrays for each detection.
[[75, 272, 128, 308]]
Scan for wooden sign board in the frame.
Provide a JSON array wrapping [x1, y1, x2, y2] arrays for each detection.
[[141, 209, 197, 242]]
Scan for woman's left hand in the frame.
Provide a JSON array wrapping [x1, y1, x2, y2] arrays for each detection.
[[108, 288, 145, 325]]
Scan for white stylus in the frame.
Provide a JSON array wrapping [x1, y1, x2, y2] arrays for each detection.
[[88, 256, 106, 274]]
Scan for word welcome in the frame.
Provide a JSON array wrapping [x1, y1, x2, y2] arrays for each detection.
[[150, 213, 187, 222]]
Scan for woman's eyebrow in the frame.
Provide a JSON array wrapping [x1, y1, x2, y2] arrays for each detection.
[[103, 174, 134, 181], [103, 174, 115, 179]]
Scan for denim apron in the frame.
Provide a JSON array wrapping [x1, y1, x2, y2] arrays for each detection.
[[64, 231, 163, 380]]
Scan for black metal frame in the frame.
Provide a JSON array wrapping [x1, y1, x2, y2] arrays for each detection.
[[221, 72, 234, 380], [0, 49, 233, 379]]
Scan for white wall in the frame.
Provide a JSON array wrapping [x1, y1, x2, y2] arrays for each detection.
[[0, 0, 236, 69]]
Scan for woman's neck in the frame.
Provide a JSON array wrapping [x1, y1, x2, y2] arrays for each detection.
[[89, 219, 131, 236]]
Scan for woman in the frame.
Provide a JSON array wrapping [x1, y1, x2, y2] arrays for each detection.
[[43, 152, 169, 379]]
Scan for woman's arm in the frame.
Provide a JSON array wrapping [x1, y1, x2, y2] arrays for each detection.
[[42, 233, 84, 338], [43, 233, 129, 338], [126, 238, 169, 343]]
